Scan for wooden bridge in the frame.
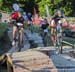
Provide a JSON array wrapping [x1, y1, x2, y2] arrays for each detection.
[[0, 46, 75, 72], [12, 50, 57, 72]]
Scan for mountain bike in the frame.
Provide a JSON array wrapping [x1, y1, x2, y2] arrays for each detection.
[[15, 23, 24, 52], [56, 21, 63, 53], [56, 31, 62, 53], [8, 23, 24, 58], [50, 20, 63, 53]]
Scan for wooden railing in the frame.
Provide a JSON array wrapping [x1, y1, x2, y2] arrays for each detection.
[[62, 41, 75, 48]]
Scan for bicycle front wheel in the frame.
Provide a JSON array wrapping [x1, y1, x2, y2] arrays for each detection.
[[18, 30, 23, 51]]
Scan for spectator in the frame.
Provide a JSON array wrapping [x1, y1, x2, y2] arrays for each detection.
[[27, 12, 33, 33], [23, 12, 28, 23], [0, 11, 2, 23], [40, 18, 49, 36], [27, 12, 32, 22]]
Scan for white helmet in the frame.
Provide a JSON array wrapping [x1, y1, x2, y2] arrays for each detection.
[[13, 3, 20, 11]]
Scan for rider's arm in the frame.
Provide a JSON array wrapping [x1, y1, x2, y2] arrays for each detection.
[[62, 13, 67, 24], [7, 16, 12, 24], [51, 12, 57, 19], [49, 12, 57, 23], [62, 13, 66, 19]]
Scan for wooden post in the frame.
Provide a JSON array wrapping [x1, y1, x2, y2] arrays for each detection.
[[60, 43, 63, 54], [6, 54, 13, 72]]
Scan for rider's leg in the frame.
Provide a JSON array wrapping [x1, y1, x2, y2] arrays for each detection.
[[12, 26, 17, 46], [51, 27, 56, 46]]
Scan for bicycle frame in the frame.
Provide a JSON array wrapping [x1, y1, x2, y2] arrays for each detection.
[[16, 23, 24, 52], [56, 22, 63, 53]]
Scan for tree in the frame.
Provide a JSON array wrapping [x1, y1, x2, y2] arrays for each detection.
[[60, 0, 72, 16], [0, 0, 3, 8], [71, 0, 75, 16], [0, 0, 29, 12], [0, 0, 73, 16], [35, 0, 72, 16]]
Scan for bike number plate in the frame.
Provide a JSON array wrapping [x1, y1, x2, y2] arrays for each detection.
[[44, 29, 48, 32], [17, 23, 23, 26]]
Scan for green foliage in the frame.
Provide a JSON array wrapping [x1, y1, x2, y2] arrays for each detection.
[[0, 23, 11, 55], [0, 0, 73, 16], [61, 0, 72, 16], [36, 0, 72, 16], [0, 31, 11, 56], [36, 0, 49, 16], [0, 24, 7, 38], [0, 0, 3, 6]]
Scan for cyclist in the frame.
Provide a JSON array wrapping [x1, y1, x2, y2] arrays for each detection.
[[50, 9, 66, 46], [8, 3, 24, 46], [40, 17, 49, 46], [27, 12, 33, 33], [40, 18, 49, 35]]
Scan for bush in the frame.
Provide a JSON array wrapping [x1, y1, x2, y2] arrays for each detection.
[[0, 29, 11, 56]]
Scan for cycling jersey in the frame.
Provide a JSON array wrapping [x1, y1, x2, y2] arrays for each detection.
[[27, 13, 32, 21], [52, 10, 66, 22], [52, 13, 63, 22], [10, 12, 24, 26], [11, 12, 18, 19], [40, 18, 49, 30], [16, 16, 24, 24]]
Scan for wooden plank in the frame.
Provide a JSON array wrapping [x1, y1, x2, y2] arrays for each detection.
[[12, 50, 57, 72]]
